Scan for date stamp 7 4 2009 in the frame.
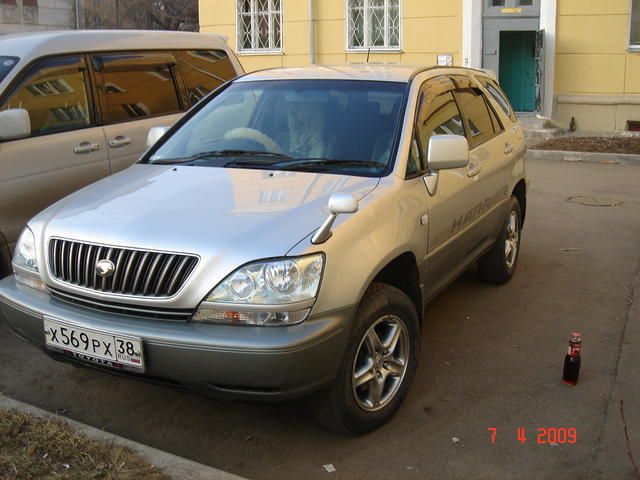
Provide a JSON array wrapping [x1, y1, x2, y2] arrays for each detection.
[[488, 427, 577, 445]]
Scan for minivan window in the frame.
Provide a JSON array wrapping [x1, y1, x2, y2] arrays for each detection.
[[0, 56, 19, 83], [1, 55, 91, 136], [150, 80, 407, 177], [176, 50, 236, 105], [94, 52, 181, 124]]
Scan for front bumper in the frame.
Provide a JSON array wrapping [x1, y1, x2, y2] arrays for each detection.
[[0, 276, 354, 400]]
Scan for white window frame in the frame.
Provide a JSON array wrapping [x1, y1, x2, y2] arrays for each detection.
[[345, 0, 402, 52], [235, 0, 283, 55], [630, 0, 640, 51]]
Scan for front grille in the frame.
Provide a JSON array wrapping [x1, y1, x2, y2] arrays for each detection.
[[50, 287, 194, 321], [48, 239, 198, 298]]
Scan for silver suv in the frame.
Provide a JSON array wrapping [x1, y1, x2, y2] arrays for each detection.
[[0, 65, 527, 434]]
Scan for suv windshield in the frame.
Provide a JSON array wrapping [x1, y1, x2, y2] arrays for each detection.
[[0, 56, 19, 83], [150, 79, 407, 176]]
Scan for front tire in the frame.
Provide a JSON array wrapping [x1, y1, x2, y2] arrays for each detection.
[[310, 283, 420, 434], [478, 196, 522, 284]]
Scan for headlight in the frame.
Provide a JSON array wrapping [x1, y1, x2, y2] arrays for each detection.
[[193, 254, 324, 326], [13, 227, 38, 272], [12, 227, 46, 291]]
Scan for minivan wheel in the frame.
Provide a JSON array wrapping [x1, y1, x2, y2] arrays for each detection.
[[478, 196, 522, 285], [310, 283, 420, 434]]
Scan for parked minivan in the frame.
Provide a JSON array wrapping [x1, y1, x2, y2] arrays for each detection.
[[0, 30, 244, 277]]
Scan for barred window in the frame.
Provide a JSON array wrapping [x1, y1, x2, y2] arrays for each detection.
[[347, 0, 400, 51], [237, 0, 282, 53]]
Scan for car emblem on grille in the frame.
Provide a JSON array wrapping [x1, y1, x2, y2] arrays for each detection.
[[95, 259, 115, 278]]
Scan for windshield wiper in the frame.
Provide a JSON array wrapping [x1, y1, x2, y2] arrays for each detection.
[[271, 158, 387, 170], [151, 150, 291, 165]]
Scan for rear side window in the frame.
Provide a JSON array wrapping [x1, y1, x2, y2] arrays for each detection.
[[0, 56, 19, 83], [93, 52, 181, 124], [176, 50, 237, 105], [1, 55, 92, 136], [454, 88, 502, 147], [478, 77, 517, 122]]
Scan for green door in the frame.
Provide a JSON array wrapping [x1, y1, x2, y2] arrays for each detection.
[[499, 31, 536, 112]]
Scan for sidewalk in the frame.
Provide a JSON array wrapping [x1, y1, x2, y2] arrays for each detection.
[[592, 262, 640, 478], [0, 394, 248, 480]]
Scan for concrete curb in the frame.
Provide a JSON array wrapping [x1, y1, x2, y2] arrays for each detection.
[[526, 149, 640, 165], [0, 393, 248, 480]]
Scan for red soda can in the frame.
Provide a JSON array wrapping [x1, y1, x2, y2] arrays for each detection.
[[562, 332, 582, 385]]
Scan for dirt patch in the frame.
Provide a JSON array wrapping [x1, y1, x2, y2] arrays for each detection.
[[0, 409, 168, 480], [534, 136, 640, 154]]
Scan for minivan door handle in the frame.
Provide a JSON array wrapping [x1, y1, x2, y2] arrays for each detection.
[[109, 136, 131, 148], [504, 143, 514, 155], [467, 163, 482, 177], [73, 141, 100, 154]]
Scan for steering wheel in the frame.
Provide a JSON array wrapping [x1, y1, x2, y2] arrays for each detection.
[[224, 127, 283, 154]]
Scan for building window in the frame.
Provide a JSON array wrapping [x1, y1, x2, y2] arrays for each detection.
[[347, 0, 400, 51], [631, 0, 640, 49], [237, 0, 282, 53]]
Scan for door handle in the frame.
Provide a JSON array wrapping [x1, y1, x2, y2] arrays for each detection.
[[467, 163, 482, 177], [73, 141, 100, 154], [109, 136, 131, 148], [504, 143, 514, 155]]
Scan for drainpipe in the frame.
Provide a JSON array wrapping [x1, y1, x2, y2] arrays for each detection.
[[308, 0, 315, 64]]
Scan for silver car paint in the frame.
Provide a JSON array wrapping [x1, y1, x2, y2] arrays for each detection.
[[0, 65, 527, 398]]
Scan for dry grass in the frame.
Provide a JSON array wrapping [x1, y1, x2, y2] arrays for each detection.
[[0, 409, 169, 480]]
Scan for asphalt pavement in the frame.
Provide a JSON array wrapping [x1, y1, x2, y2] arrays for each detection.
[[1, 158, 639, 479]]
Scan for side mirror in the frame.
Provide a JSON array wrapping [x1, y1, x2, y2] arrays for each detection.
[[146, 126, 170, 149], [0, 109, 31, 140], [328, 192, 358, 215], [427, 135, 469, 171], [312, 192, 359, 244]]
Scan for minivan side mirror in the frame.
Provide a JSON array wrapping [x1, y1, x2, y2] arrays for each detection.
[[147, 126, 170, 149], [427, 135, 469, 171], [0, 109, 31, 141]]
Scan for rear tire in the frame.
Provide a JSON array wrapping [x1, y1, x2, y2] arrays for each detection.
[[478, 196, 522, 284], [309, 283, 420, 434]]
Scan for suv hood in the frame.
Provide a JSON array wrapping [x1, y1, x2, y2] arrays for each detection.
[[32, 164, 379, 305]]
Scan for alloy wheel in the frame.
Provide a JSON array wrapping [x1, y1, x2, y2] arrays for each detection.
[[352, 315, 410, 412], [504, 210, 520, 270]]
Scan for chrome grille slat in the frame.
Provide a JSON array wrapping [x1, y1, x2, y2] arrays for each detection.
[[48, 239, 197, 298], [154, 255, 177, 297], [83, 244, 94, 287], [142, 253, 164, 296], [51, 239, 59, 278], [111, 249, 127, 292]]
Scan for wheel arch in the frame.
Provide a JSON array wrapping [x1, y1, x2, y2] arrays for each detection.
[[512, 179, 527, 226], [367, 252, 423, 325]]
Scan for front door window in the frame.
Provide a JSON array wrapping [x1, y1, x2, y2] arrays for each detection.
[[1, 55, 92, 137]]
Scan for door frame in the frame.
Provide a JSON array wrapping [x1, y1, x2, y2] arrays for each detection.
[[463, 0, 556, 118]]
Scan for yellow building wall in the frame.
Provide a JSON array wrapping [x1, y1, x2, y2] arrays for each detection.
[[554, 0, 640, 130], [199, 0, 462, 72]]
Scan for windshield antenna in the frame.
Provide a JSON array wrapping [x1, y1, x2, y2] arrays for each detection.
[[366, 47, 371, 63]]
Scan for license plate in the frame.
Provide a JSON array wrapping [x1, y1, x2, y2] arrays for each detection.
[[44, 317, 144, 371]]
